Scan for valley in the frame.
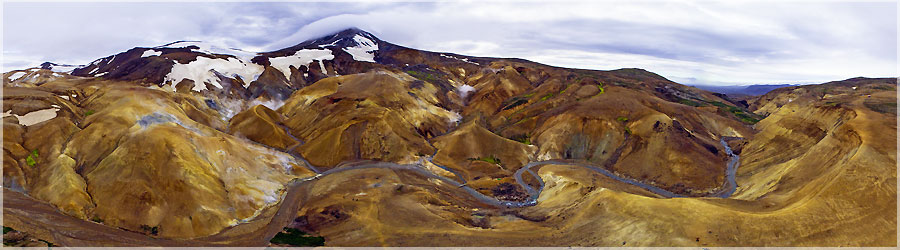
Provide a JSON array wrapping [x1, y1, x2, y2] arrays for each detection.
[[2, 28, 896, 247]]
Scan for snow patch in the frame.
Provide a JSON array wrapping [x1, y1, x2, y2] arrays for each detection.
[[342, 35, 378, 62], [457, 84, 476, 99], [249, 99, 286, 111], [440, 54, 480, 65], [448, 111, 462, 126], [8, 72, 26, 81], [216, 97, 286, 120], [157, 41, 258, 61], [141, 49, 162, 58], [3, 108, 59, 126], [268, 49, 334, 80], [319, 38, 342, 48], [49, 65, 79, 73], [95, 72, 108, 77], [218, 98, 245, 120], [165, 57, 264, 91], [318, 60, 328, 75]]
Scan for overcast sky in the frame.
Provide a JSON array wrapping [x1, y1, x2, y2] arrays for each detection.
[[2, 1, 896, 85]]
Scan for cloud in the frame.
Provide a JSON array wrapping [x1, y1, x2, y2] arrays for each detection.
[[2, 1, 896, 85]]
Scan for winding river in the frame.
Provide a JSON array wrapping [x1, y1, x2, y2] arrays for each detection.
[[512, 137, 741, 201], [315, 137, 742, 208], [2, 137, 741, 246]]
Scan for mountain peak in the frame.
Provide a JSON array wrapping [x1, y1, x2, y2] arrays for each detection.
[[40, 62, 83, 73], [268, 27, 381, 54], [313, 27, 378, 42]]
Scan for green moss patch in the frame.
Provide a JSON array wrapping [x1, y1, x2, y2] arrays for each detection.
[[406, 70, 438, 83], [468, 155, 501, 165], [709, 101, 761, 124], [678, 98, 705, 107], [540, 93, 554, 101], [270, 227, 325, 247], [25, 150, 38, 167], [501, 98, 529, 111], [510, 134, 532, 145], [864, 101, 897, 115]]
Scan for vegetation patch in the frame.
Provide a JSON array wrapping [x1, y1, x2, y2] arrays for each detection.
[[709, 101, 761, 124], [738, 116, 759, 124], [540, 93, 554, 101], [513, 116, 534, 125], [270, 227, 326, 247], [139, 225, 159, 236], [84, 110, 96, 116], [678, 98, 705, 107], [3, 227, 12, 234], [25, 150, 38, 167], [406, 70, 439, 82], [578, 84, 606, 101], [559, 83, 575, 95], [872, 85, 896, 91], [510, 134, 532, 145], [864, 101, 897, 115], [616, 116, 628, 122], [709, 101, 730, 109], [468, 155, 501, 165], [501, 98, 529, 111]]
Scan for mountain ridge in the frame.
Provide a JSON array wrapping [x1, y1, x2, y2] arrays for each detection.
[[2, 27, 895, 247]]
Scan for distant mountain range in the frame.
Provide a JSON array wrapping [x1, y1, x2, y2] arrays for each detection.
[[688, 84, 798, 96]]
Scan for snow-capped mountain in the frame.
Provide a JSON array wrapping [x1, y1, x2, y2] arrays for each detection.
[[8, 28, 491, 101], [40, 62, 85, 73], [5, 25, 894, 247], [3, 67, 78, 87], [63, 28, 397, 99]]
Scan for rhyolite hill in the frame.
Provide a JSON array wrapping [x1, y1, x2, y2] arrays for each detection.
[[2, 28, 896, 247]]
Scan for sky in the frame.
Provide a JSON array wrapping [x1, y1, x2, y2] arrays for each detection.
[[2, 1, 897, 86]]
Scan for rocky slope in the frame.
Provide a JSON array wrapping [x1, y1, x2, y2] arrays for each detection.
[[2, 28, 894, 247], [283, 77, 896, 247]]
